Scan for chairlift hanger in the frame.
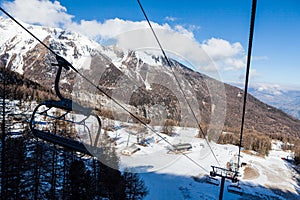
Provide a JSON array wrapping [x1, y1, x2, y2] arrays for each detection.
[[30, 55, 102, 156]]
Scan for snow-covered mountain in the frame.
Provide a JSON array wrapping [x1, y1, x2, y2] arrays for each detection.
[[1, 16, 300, 200], [0, 16, 100, 73], [1, 16, 300, 138]]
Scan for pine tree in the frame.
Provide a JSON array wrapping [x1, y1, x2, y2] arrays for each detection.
[[96, 146, 126, 200], [2, 136, 27, 199], [68, 159, 96, 199], [19, 135, 40, 199], [123, 170, 148, 200]]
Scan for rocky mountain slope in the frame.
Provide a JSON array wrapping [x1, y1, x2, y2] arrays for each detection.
[[1, 16, 300, 138]]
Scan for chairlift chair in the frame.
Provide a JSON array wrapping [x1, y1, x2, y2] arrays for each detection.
[[227, 182, 244, 196], [30, 55, 102, 156], [206, 172, 220, 186], [206, 176, 220, 186]]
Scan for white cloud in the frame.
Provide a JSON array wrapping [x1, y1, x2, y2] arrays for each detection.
[[224, 57, 246, 70], [201, 38, 246, 70], [201, 38, 244, 59], [165, 16, 177, 22], [112, 25, 219, 72], [250, 68, 260, 77], [187, 24, 200, 32], [66, 18, 172, 41], [65, 18, 215, 72], [2, 0, 73, 27], [2, 0, 248, 74], [174, 25, 194, 39], [252, 56, 269, 61], [238, 68, 260, 80], [257, 83, 283, 95]]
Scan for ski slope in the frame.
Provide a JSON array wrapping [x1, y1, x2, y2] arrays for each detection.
[[106, 124, 299, 199]]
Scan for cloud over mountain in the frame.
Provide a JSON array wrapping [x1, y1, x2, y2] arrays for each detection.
[[1, 0, 247, 74]]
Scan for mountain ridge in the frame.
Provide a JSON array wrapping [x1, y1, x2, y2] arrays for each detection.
[[1, 17, 300, 138]]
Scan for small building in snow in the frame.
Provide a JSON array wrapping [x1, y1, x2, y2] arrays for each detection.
[[121, 144, 140, 156], [171, 143, 192, 153]]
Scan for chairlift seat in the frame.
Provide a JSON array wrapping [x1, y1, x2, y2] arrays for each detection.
[[206, 176, 220, 186], [33, 129, 92, 156], [30, 102, 102, 156], [227, 184, 243, 195]]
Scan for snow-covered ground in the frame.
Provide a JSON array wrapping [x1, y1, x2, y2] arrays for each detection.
[[0, 99, 34, 135], [2, 98, 299, 199], [105, 123, 299, 199]]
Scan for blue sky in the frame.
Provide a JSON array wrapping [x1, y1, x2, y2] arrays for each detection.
[[1, 0, 300, 89]]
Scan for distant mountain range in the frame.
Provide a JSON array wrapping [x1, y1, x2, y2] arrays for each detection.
[[232, 82, 300, 120], [1, 16, 300, 138], [252, 89, 300, 119]]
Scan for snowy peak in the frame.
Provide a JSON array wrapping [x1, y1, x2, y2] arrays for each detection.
[[0, 16, 175, 77], [1, 17, 300, 139], [0, 16, 102, 71]]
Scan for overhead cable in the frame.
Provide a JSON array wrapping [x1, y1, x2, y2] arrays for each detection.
[[237, 0, 257, 168], [137, 0, 221, 166]]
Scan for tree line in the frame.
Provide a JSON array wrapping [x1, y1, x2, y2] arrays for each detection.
[[0, 132, 148, 200], [0, 66, 56, 102], [217, 130, 300, 163]]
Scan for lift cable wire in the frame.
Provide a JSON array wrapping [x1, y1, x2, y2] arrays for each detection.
[[137, 0, 221, 166], [208, 1, 257, 199], [0, 7, 210, 172], [237, 0, 257, 169]]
